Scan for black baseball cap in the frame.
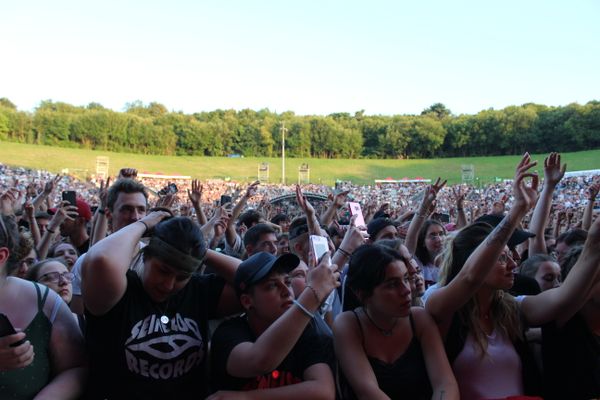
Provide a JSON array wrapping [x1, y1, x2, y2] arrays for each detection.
[[475, 214, 535, 249], [234, 252, 300, 295]]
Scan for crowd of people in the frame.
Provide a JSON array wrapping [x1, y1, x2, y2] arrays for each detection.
[[0, 152, 598, 400]]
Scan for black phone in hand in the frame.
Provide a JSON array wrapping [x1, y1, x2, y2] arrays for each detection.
[[0, 313, 26, 347]]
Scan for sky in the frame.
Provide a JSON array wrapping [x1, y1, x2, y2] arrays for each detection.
[[1, 0, 599, 116]]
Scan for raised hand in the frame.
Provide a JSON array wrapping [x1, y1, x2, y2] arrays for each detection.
[[187, 179, 203, 205], [295, 184, 315, 217], [43, 174, 62, 196], [245, 180, 260, 199], [543, 152, 567, 188], [306, 253, 341, 302], [98, 177, 111, 212], [512, 152, 539, 213], [333, 190, 350, 209], [118, 168, 138, 180], [587, 179, 600, 201]]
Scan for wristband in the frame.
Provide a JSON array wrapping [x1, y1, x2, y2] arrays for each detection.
[[98, 208, 105, 215], [337, 247, 352, 258], [138, 220, 150, 234], [305, 285, 321, 304], [293, 300, 315, 319], [46, 228, 56, 234]]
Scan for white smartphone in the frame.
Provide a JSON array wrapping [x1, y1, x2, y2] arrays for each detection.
[[348, 202, 365, 227], [309, 235, 330, 266]]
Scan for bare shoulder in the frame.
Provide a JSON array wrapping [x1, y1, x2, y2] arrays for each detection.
[[333, 310, 359, 334], [410, 307, 437, 337]]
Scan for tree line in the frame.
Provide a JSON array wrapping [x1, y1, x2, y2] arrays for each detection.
[[0, 98, 599, 158]]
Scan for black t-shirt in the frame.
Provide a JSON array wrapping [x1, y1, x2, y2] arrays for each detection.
[[85, 270, 225, 400], [542, 313, 600, 400], [210, 315, 334, 392]]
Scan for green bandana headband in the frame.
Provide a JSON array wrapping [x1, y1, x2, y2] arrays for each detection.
[[148, 236, 205, 273]]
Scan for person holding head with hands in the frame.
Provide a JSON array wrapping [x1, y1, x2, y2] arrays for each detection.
[[82, 212, 242, 399]]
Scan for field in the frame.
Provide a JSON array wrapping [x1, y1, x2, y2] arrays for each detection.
[[1, 141, 599, 186]]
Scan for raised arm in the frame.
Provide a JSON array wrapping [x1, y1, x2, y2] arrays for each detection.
[[90, 178, 110, 246], [296, 184, 321, 236], [521, 213, 600, 327], [426, 154, 538, 333], [82, 211, 170, 315], [582, 179, 599, 231], [31, 174, 61, 211], [528, 152, 566, 255], [225, 256, 339, 377], [187, 179, 207, 225], [36, 202, 78, 259], [452, 185, 468, 229], [320, 190, 348, 227], [405, 178, 446, 256]]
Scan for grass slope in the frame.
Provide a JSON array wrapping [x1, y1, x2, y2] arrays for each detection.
[[1, 141, 599, 186]]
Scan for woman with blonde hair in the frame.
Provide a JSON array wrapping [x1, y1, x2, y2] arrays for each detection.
[[426, 153, 600, 399]]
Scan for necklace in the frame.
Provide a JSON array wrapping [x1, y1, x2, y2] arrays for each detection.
[[156, 299, 171, 325], [363, 308, 398, 337]]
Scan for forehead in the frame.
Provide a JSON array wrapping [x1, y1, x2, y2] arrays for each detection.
[[114, 192, 147, 208], [383, 260, 408, 278], [40, 261, 68, 274], [258, 233, 277, 242], [537, 261, 560, 273], [427, 224, 444, 234], [55, 243, 76, 252]]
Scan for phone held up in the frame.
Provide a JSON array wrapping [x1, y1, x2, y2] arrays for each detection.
[[309, 235, 330, 267], [348, 202, 366, 228], [0, 313, 26, 347], [62, 190, 77, 206]]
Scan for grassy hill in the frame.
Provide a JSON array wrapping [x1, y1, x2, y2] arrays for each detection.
[[1, 141, 599, 186]]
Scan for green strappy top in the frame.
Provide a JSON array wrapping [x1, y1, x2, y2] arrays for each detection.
[[0, 283, 58, 400]]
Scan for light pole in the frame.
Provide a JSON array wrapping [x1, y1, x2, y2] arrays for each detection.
[[280, 122, 287, 184]]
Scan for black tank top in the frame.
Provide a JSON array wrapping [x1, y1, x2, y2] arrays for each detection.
[[338, 310, 432, 400]]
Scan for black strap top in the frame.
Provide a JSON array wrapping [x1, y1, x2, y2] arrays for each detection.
[[338, 310, 432, 400]]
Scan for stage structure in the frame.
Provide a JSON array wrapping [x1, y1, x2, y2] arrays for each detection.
[[298, 163, 310, 184], [258, 163, 269, 182], [96, 156, 110, 180]]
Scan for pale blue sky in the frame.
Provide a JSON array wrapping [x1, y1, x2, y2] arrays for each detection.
[[1, 0, 598, 116]]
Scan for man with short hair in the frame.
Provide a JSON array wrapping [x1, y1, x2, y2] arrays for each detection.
[[70, 178, 149, 315], [244, 223, 278, 257]]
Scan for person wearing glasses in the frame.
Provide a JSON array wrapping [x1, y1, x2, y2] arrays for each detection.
[[425, 153, 600, 400], [27, 259, 75, 305], [0, 211, 87, 399]]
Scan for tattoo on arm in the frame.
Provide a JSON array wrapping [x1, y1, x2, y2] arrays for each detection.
[[485, 216, 514, 247]]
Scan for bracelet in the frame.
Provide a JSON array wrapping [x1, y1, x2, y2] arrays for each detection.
[[293, 299, 314, 319], [98, 208, 105, 215], [337, 247, 352, 258], [138, 220, 149, 234], [305, 285, 321, 304]]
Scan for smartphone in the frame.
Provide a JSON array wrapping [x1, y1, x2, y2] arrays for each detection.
[[309, 235, 330, 266], [168, 183, 178, 194], [62, 190, 77, 206], [348, 202, 365, 228], [220, 195, 232, 205], [0, 313, 26, 347]]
